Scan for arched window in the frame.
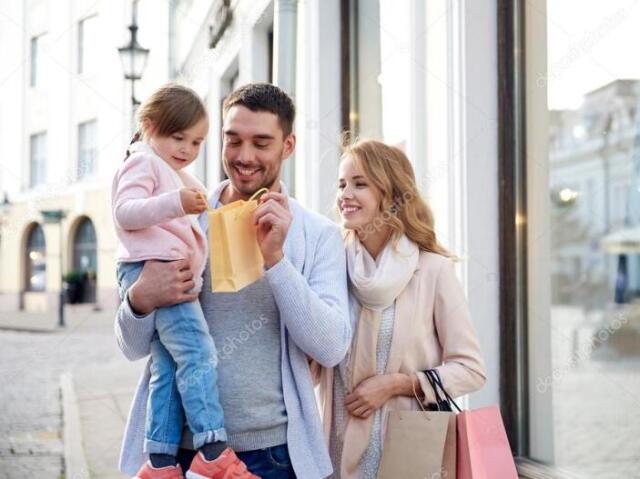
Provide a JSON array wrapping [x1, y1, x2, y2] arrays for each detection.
[[73, 218, 96, 272], [72, 218, 97, 302], [26, 224, 46, 292]]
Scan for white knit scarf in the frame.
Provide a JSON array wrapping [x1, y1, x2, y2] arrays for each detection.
[[341, 233, 419, 478]]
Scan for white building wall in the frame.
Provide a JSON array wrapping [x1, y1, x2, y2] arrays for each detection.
[[0, 0, 170, 310]]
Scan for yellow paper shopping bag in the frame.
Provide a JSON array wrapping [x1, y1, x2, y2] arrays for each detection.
[[208, 189, 267, 292]]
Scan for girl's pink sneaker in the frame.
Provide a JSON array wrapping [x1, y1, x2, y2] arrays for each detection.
[[185, 448, 259, 479], [133, 461, 185, 479]]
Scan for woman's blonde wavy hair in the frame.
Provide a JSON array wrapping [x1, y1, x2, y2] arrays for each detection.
[[340, 137, 453, 258]]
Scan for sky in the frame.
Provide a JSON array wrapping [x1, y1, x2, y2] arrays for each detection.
[[546, 0, 640, 110]]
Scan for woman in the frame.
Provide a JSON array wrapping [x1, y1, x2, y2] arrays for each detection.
[[318, 139, 487, 479]]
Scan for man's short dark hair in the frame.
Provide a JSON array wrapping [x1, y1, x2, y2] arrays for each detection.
[[223, 83, 296, 137]]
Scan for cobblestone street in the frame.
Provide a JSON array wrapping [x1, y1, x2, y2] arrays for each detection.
[[0, 306, 121, 478]]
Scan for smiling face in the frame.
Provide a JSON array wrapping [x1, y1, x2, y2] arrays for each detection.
[[221, 105, 295, 201], [337, 155, 383, 232], [145, 116, 209, 171]]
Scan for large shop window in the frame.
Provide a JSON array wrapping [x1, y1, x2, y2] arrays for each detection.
[[504, 0, 640, 476], [345, 0, 411, 146]]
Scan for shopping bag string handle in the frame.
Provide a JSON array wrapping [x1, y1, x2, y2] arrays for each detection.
[[205, 187, 270, 213], [235, 187, 270, 218], [425, 369, 462, 413], [248, 187, 269, 203], [412, 379, 428, 412]]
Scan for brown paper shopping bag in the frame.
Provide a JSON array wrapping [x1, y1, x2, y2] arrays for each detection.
[[208, 188, 266, 292], [377, 410, 453, 479], [442, 413, 457, 478]]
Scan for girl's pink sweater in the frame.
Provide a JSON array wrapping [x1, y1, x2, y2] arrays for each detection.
[[112, 142, 208, 291]]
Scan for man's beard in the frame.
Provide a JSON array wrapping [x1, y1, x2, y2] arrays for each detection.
[[256, 173, 279, 193], [225, 150, 284, 196]]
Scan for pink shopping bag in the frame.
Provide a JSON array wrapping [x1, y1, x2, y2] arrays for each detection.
[[456, 405, 518, 479], [424, 370, 518, 479]]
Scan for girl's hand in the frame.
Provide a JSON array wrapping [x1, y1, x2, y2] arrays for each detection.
[[180, 187, 208, 214], [345, 374, 399, 419]]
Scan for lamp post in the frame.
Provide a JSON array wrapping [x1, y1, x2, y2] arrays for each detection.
[[0, 192, 11, 240], [41, 209, 68, 327], [0, 194, 11, 289], [118, 0, 150, 131]]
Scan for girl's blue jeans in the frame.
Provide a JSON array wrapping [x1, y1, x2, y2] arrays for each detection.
[[117, 261, 227, 455]]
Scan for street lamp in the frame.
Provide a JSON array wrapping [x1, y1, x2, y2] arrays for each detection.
[[41, 209, 68, 328], [118, 0, 150, 126], [0, 192, 11, 262], [0, 192, 11, 225]]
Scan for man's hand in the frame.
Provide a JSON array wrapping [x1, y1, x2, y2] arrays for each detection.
[[128, 259, 198, 315], [253, 192, 291, 268], [345, 374, 399, 419], [180, 187, 208, 215]]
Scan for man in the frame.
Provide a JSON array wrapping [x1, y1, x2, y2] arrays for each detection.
[[115, 83, 351, 479]]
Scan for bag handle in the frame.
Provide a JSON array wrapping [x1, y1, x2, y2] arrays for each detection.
[[425, 369, 462, 413], [423, 370, 450, 412], [248, 187, 269, 203], [235, 187, 270, 218], [411, 377, 428, 412]]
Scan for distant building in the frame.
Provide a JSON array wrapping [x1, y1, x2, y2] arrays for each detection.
[[548, 79, 640, 304]]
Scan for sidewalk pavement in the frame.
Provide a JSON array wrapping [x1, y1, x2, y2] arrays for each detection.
[[0, 303, 106, 332], [66, 356, 145, 479], [0, 309, 60, 332]]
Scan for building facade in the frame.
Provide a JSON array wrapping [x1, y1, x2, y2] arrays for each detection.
[[549, 79, 640, 305], [0, 0, 171, 311]]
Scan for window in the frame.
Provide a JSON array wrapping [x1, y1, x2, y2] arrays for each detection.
[[218, 62, 240, 182], [78, 15, 98, 75], [30, 33, 48, 88], [504, 0, 640, 476], [343, 0, 414, 145], [73, 218, 97, 272], [25, 224, 46, 292], [30, 36, 39, 87], [194, 139, 208, 187], [78, 120, 97, 179], [29, 132, 46, 187]]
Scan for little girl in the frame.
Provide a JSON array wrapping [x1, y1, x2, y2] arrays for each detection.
[[112, 84, 256, 479]]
